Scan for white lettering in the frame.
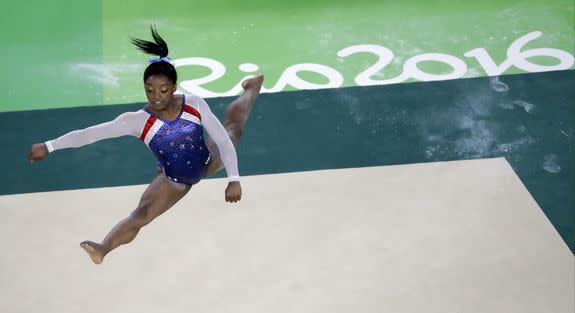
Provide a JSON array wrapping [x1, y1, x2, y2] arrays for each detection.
[[173, 57, 227, 97], [337, 44, 409, 85], [173, 31, 574, 98], [507, 31, 574, 72], [265, 63, 344, 92], [404, 53, 467, 81], [465, 31, 574, 75]]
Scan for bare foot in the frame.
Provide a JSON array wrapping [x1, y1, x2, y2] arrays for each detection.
[[80, 241, 105, 264], [241, 74, 264, 92]]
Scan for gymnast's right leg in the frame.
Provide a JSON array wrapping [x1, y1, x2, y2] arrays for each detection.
[[203, 74, 264, 177], [80, 174, 191, 264]]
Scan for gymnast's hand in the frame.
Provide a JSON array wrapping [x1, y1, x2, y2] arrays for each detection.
[[27, 143, 49, 163], [225, 181, 242, 203]]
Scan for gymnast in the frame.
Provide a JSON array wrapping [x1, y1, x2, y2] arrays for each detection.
[[27, 26, 264, 264]]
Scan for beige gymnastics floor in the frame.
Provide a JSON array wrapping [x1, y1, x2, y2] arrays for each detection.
[[0, 158, 573, 313]]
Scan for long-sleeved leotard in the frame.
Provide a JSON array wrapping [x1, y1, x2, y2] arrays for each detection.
[[45, 93, 239, 185]]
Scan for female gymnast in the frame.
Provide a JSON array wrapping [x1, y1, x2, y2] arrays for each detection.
[[26, 26, 264, 264]]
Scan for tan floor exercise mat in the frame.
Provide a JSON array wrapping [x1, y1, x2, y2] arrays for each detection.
[[0, 158, 573, 313]]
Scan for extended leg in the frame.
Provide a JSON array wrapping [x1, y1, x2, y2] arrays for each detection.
[[80, 174, 191, 264], [203, 74, 264, 177]]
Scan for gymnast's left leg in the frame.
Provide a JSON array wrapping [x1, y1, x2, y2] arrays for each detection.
[[80, 174, 191, 264]]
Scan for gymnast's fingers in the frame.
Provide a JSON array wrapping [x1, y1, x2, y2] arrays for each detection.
[[27, 148, 35, 162]]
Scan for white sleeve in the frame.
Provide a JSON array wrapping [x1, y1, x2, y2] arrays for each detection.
[[193, 95, 240, 182], [45, 111, 148, 153]]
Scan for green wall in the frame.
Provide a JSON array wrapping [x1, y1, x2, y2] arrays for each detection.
[[1, 0, 573, 112]]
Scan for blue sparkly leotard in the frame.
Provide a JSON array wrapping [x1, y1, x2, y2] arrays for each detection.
[[141, 95, 211, 185]]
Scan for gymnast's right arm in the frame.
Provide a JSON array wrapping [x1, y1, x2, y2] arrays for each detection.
[[27, 111, 146, 162]]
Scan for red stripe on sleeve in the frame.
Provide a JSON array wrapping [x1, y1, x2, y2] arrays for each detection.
[[139, 116, 157, 141], [183, 105, 202, 121]]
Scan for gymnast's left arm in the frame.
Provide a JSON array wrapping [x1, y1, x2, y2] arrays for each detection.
[[197, 98, 242, 203]]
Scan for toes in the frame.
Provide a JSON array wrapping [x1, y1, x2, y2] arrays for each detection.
[[80, 241, 98, 250], [242, 74, 264, 90], [80, 241, 104, 264]]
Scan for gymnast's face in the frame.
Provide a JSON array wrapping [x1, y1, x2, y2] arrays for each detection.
[[145, 75, 177, 110]]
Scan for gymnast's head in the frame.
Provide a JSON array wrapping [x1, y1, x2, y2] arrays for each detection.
[[131, 26, 178, 104]]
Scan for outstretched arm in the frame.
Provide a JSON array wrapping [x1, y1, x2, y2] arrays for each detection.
[[27, 111, 147, 162]]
